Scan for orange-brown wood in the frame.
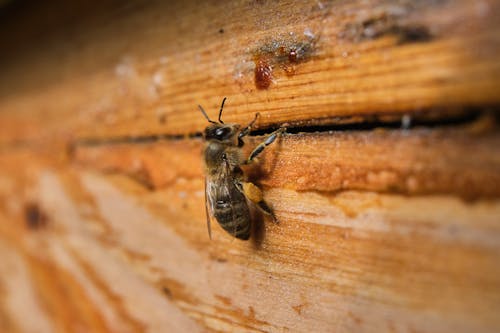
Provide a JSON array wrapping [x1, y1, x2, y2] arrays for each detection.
[[73, 123, 500, 199], [1, 132, 500, 332], [0, 0, 499, 143], [0, 0, 499, 332]]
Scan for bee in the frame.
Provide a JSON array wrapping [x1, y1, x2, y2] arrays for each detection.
[[199, 98, 284, 240]]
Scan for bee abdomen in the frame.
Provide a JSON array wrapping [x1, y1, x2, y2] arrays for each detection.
[[214, 200, 251, 240]]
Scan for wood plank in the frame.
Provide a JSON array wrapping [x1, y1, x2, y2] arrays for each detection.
[[0, 136, 499, 332], [0, 0, 499, 143], [0, 1, 499, 332], [73, 123, 500, 199]]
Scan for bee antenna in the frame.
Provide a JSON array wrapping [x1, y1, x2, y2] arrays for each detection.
[[218, 97, 227, 124], [198, 105, 217, 124]]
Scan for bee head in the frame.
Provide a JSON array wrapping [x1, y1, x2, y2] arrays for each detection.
[[204, 124, 239, 141], [198, 97, 239, 141]]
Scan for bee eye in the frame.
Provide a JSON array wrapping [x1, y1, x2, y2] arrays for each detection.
[[215, 127, 230, 138], [205, 126, 232, 140]]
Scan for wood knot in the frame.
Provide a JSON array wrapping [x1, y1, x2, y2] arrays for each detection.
[[24, 202, 48, 230]]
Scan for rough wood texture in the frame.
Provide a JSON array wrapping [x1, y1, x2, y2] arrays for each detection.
[[0, 0, 499, 332], [74, 124, 500, 199], [1, 128, 500, 333], [0, 0, 499, 143]]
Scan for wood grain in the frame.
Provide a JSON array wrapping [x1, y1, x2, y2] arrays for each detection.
[[1, 134, 500, 332], [0, 0, 499, 332], [0, 0, 499, 143], [73, 124, 500, 199]]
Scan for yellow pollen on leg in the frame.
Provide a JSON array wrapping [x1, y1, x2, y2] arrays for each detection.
[[242, 182, 263, 203]]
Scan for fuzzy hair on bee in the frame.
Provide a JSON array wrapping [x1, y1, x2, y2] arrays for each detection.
[[199, 98, 284, 240]]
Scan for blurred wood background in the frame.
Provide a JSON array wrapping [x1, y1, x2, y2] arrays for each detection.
[[0, 0, 499, 332]]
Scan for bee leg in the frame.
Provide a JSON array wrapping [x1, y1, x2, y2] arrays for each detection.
[[238, 113, 260, 147], [244, 128, 285, 164], [239, 181, 278, 223]]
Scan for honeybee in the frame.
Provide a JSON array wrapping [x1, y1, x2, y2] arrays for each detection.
[[199, 98, 284, 240]]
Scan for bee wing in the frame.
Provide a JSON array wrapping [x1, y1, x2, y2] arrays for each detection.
[[206, 159, 239, 239], [205, 177, 214, 240], [221, 158, 239, 238]]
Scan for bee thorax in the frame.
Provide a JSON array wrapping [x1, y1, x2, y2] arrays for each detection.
[[204, 142, 240, 169], [204, 142, 225, 168]]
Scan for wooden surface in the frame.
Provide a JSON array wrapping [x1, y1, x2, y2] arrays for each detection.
[[1, 0, 499, 143], [0, 0, 499, 332]]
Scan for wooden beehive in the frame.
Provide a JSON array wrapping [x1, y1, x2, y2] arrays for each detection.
[[0, 0, 499, 332]]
